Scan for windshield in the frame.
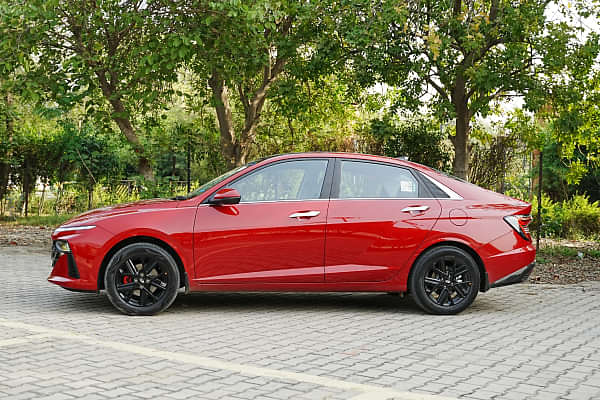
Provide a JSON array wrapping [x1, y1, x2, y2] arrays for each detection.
[[185, 165, 249, 199]]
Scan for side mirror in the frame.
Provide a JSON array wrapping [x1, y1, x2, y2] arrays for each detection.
[[209, 188, 241, 206]]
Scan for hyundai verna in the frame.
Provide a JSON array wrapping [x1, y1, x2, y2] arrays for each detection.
[[49, 153, 536, 315]]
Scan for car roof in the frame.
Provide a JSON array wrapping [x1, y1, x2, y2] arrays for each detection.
[[257, 152, 436, 173]]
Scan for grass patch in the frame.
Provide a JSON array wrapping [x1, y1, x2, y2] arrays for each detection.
[[587, 249, 600, 259], [537, 245, 600, 260], [0, 214, 75, 227]]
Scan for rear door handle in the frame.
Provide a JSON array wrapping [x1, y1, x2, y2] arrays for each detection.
[[401, 206, 429, 213], [289, 211, 321, 219]]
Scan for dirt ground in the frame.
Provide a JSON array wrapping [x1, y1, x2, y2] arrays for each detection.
[[1, 223, 598, 285], [530, 238, 600, 284]]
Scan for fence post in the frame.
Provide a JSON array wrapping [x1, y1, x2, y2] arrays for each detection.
[[536, 151, 543, 250], [187, 129, 191, 193]]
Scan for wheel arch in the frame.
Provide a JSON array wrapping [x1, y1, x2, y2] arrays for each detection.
[[408, 241, 489, 293], [98, 236, 189, 292]]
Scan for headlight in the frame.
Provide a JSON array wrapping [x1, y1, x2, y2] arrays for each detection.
[[55, 240, 71, 253], [53, 225, 96, 234]]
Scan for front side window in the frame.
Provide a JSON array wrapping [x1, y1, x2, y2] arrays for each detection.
[[339, 161, 419, 199], [186, 164, 249, 198], [229, 159, 328, 202]]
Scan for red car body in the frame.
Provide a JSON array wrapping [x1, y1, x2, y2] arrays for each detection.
[[49, 153, 535, 312]]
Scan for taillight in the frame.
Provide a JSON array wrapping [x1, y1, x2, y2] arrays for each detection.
[[504, 215, 532, 241]]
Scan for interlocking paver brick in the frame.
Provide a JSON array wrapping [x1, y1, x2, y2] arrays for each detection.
[[2, 246, 600, 400]]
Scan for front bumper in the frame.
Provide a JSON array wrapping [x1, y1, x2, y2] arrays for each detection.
[[490, 262, 535, 288], [48, 241, 97, 292]]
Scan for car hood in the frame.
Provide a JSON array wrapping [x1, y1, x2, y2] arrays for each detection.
[[61, 198, 180, 227]]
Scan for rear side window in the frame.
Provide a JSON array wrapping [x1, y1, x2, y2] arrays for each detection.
[[417, 171, 450, 198], [229, 159, 328, 202], [338, 161, 420, 199]]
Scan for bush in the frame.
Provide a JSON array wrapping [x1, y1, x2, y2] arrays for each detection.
[[531, 194, 600, 239], [562, 195, 600, 238]]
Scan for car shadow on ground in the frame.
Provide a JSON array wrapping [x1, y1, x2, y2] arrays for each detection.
[[42, 290, 426, 315], [169, 291, 505, 314], [170, 291, 423, 314], [38, 287, 503, 316]]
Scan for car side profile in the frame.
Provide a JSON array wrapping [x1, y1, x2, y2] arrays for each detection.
[[49, 152, 536, 315]]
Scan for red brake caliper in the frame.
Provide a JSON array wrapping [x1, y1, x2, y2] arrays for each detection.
[[123, 276, 132, 284]]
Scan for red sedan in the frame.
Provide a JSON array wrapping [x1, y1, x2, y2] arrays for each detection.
[[49, 153, 535, 315]]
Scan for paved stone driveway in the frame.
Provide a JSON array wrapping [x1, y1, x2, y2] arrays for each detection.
[[1, 246, 599, 400]]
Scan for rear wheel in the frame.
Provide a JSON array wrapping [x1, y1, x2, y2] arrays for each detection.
[[409, 246, 480, 315], [105, 243, 180, 316]]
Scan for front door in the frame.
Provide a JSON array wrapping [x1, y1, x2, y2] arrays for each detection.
[[325, 160, 441, 282], [193, 158, 332, 284]]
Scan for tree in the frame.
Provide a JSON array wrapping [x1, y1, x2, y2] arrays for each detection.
[[162, 0, 337, 167], [10, 110, 62, 216], [60, 123, 122, 208], [368, 116, 453, 171], [339, 0, 599, 180], [259, 74, 365, 154], [0, 0, 183, 180]]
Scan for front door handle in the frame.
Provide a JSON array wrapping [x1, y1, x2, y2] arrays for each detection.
[[401, 206, 430, 213], [289, 210, 321, 219]]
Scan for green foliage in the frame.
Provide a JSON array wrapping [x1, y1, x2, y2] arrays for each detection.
[[161, 0, 345, 166], [367, 117, 452, 171], [531, 194, 600, 239], [336, 0, 600, 178], [562, 195, 600, 238], [535, 141, 600, 202], [0, 0, 186, 178], [469, 122, 526, 192], [257, 75, 365, 156], [59, 123, 124, 188]]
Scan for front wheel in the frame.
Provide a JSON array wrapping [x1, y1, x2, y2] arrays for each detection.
[[105, 243, 180, 316], [409, 246, 480, 315]]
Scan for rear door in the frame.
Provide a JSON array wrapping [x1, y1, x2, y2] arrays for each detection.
[[325, 159, 442, 282]]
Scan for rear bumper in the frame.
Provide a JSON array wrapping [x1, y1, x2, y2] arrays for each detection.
[[490, 262, 535, 288]]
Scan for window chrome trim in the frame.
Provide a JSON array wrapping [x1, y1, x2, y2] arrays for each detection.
[[237, 198, 327, 204], [420, 174, 463, 200], [200, 198, 327, 206]]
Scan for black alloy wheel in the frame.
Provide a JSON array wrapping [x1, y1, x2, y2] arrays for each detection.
[[105, 243, 180, 315], [409, 246, 480, 315]]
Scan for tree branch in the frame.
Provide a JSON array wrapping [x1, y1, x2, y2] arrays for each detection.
[[426, 76, 449, 102]]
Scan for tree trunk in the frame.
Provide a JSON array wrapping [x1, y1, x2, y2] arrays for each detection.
[[208, 74, 241, 168], [171, 154, 176, 178], [451, 77, 471, 181], [453, 113, 470, 181], [55, 182, 63, 214], [88, 187, 93, 209], [22, 163, 29, 218], [209, 59, 283, 168], [0, 92, 12, 206], [288, 117, 295, 151], [38, 182, 46, 216], [96, 71, 154, 180]]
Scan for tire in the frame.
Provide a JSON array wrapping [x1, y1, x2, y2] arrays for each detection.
[[105, 243, 180, 316], [409, 246, 480, 315]]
